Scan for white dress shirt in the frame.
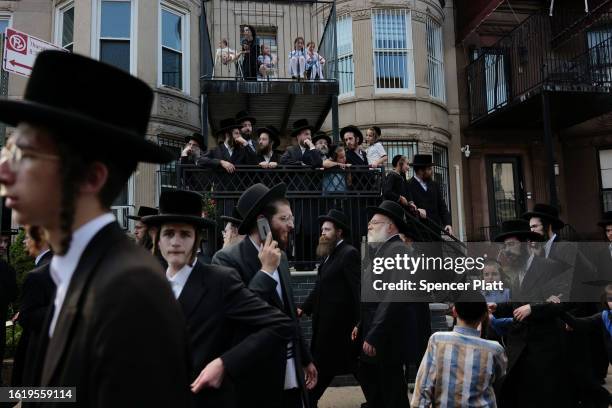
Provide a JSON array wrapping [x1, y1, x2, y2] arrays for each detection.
[[249, 236, 299, 389], [262, 151, 273, 163], [49, 212, 116, 337], [35, 249, 51, 266], [166, 263, 195, 299], [544, 233, 557, 258], [224, 142, 234, 157], [414, 175, 428, 191]]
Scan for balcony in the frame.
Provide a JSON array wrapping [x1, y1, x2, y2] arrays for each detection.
[[200, 0, 339, 138], [466, 8, 612, 127]]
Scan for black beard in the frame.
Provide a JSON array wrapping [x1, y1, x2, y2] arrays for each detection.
[[258, 144, 272, 155]]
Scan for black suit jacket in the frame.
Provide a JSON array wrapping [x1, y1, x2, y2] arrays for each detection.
[[178, 261, 293, 408], [345, 149, 368, 166], [383, 171, 412, 204], [301, 241, 360, 373], [257, 150, 281, 164], [212, 238, 313, 408], [25, 222, 192, 407], [12, 256, 56, 386], [0, 258, 17, 384], [197, 143, 257, 168], [280, 145, 323, 168], [406, 177, 451, 227]]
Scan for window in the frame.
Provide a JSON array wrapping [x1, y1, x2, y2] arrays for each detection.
[[337, 15, 354, 95], [384, 140, 418, 177], [480, 49, 508, 112], [426, 16, 445, 102], [587, 29, 612, 85], [96, 0, 134, 73], [159, 3, 189, 91], [433, 144, 451, 213], [158, 135, 184, 192], [599, 148, 612, 212], [55, 3, 74, 51], [371, 9, 414, 92], [0, 13, 11, 34]]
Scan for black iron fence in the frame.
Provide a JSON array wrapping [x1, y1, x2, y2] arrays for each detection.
[[202, 0, 337, 81]]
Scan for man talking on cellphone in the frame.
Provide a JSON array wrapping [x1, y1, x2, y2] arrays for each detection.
[[212, 183, 317, 408]]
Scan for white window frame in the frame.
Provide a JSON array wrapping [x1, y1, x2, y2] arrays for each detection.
[[426, 16, 446, 103], [158, 2, 190, 94], [371, 9, 415, 94], [337, 14, 354, 97], [91, 0, 138, 76], [0, 11, 12, 34], [54, 1, 75, 51]]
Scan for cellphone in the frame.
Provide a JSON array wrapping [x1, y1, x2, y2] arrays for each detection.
[[257, 216, 271, 241]]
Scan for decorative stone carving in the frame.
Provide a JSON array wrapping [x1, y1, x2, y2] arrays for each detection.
[[352, 9, 371, 20], [158, 95, 189, 122], [412, 10, 427, 23]]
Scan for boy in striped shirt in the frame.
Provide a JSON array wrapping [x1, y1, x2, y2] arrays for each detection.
[[412, 292, 507, 407]]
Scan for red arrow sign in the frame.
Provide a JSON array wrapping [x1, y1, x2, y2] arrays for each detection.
[[9, 59, 32, 70]]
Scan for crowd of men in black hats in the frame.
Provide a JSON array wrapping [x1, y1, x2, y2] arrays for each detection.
[[2, 50, 612, 408]]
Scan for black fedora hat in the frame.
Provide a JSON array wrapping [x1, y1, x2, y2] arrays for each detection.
[[216, 118, 241, 135], [220, 207, 243, 227], [142, 190, 215, 229], [127, 206, 159, 221], [236, 183, 287, 234], [598, 211, 612, 227], [312, 131, 332, 146], [235, 110, 257, 125], [493, 219, 545, 242], [366, 200, 410, 233], [522, 203, 565, 230], [256, 126, 281, 147], [290, 119, 315, 137], [185, 133, 206, 150], [0, 51, 173, 164], [319, 209, 350, 234], [411, 154, 434, 167], [340, 125, 364, 145]]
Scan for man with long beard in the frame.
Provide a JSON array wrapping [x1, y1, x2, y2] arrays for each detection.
[[312, 132, 331, 161], [197, 117, 258, 172], [212, 183, 318, 408], [298, 209, 360, 408], [256, 126, 281, 168]]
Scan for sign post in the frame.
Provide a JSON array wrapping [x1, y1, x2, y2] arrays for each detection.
[[0, 32, 8, 147]]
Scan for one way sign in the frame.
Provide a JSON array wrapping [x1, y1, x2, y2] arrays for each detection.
[[2, 28, 63, 78]]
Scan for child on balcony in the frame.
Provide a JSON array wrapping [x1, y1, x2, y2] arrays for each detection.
[[215, 39, 236, 66], [257, 43, 277, 79], [305, 41, 325, 80], [288, 36, 306, 79]]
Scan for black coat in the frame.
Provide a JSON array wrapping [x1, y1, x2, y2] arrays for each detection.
[[24, 223, 192, 408], [178, 261, 293, 408], [301, 241, 360, 374], [197, 143, 257, 168], [358, 236, 431, 367], [0, 258, 17, 383], [279, 145, 323, 168], [406, 176, 451, 227], [345, 149, 368, 166], [257, 150, 281, 164], [383, 171, 412, 204], [212, 238, 313, 408], [12, 253, 55, 387]]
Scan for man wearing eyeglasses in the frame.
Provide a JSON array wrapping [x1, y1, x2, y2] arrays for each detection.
[[0, 51, 191, 406], [212, 183, 317, 408]]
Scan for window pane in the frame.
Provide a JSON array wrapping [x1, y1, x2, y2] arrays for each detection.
[[375, 51, 407, 88], [62, 7, 74, 48], [162, 47, 182, 88], [374, 11, 406, 49], [0, 19, 9, 34], [601, 169, 612, 189], [100, 40, 130, 71], [384, 141, 417, 176], [162, 9, 182, 51], [101, 1, 131, 38]]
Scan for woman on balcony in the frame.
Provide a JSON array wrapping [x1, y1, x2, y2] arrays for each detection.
[[240, 25, 258, 80]]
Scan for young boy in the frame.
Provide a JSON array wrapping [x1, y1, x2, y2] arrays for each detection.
[[411, 292, 507, 408]]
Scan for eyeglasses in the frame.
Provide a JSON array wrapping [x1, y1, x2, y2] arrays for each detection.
[[278, 215, 295, 224], [368, 220, 390, 227], [0, 142, 60, 172]]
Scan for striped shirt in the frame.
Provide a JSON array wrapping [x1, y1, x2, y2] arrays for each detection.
[[411, 326, 507, 408]]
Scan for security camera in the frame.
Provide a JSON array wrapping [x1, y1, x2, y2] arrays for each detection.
[[461, 145, 471, 158]]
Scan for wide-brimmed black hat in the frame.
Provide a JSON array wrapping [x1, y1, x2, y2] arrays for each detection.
[[216, 118, 241, 135], [185, 133, 206, 150], [235, 110, 257, 125], [522, 203, 565, 230], [0, 51, 173, 164], [493, 219, 546, 242], [312, 131, 332, 146], [367, 200, 410, 234], [127, 206, 158, 221], [290, 119, 315, 137], [256, 126, 281, 147], [598, 211, 612, 227], [236, 183, 287, 234], [142, 190, 215, 229], [340, 125, 363, 145], [319, 209, 350, 234], [411, 154, 434, 167], [220, 207, 243, 227]]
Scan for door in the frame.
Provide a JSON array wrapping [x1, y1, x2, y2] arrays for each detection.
[[486, 156, 526, 229]]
